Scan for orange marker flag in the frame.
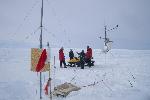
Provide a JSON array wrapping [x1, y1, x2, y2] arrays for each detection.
[[44, 79, 51, 95]]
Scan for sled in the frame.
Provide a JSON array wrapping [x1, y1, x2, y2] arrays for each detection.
[[67, 57, 95, 67], [53, 82, 81, 97], [66, 57, 80, 67]]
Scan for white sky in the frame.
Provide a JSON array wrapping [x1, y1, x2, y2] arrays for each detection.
[[0, 0, 150, 49]]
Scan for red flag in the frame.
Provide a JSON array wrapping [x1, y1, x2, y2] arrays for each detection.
[[44, 83, 49, 95], [44, 79, 50, 95], [36, 49, 47, 72]]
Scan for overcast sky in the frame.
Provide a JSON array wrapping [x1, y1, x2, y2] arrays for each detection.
[[0, 0, 150, 49]]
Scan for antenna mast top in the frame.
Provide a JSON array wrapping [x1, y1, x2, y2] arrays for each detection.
[[40, 0, 44, 49], [99, 24, 118, 53]]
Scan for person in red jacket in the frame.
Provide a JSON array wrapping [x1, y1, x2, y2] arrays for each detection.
[[59, 47, 66, 68], [85, 45, 92, 67]]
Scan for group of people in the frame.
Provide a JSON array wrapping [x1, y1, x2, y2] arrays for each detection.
[[59, 46, 93, 69]]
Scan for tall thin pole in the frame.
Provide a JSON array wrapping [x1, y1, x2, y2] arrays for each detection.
[[47, 42, 52, 100], [104, 26, 107, 64], [40, 0, 43, 49], [40, 0, 44, 99], [104, 26, 107, 46]]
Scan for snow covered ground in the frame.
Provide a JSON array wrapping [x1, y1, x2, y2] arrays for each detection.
[[0, 48, 150, 100]]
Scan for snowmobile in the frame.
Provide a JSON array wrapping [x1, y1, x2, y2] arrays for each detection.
[[66, 57, 95, 67]]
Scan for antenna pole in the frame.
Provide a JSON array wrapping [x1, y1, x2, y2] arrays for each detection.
[[104, 26, 107, 46], [40, 0, 43, 49], [39, 0, 44, 99]]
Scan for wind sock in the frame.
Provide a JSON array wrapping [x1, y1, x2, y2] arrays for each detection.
[[36, 49, 47, 72]]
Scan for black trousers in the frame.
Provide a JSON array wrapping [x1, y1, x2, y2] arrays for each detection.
[[80, 60, 84, 69], [60, 60, 66, 67], [86, 58, 91, 67]]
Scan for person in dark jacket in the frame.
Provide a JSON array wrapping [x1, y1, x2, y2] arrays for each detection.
[[77, 50, 85, 69], [59, 47, 66, 68], [69, 49, 74, 60]]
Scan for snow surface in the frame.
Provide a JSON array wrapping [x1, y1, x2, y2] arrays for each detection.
[[0, 48, 150, 100]]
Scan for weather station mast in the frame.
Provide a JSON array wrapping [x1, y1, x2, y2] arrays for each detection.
[[39, 0, 43, 99], [99, 25, 118, 53]]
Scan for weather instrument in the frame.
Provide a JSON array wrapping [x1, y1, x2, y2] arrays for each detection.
[[99, 25, 118, 53]]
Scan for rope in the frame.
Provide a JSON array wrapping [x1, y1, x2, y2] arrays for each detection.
[[46, 0, 71, 46], [69, 69, 78, 83], [12, 0, 40, 37], [81, 79, 113, 92], [10, 0, 69, 48], [126, 67, 136, 87], [82, 81, 99, 87], [24, 26, 41, 40], [101, 80, 113, 91], [43, 26, 56, 38]]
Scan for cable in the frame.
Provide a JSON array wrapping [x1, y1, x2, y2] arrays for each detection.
[[24, 26, 41, 39], [46, 0, 71, 46], [12, 0, 41, 37]]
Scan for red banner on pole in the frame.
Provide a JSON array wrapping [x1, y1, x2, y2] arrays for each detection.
[[36, 49, 47, 72]]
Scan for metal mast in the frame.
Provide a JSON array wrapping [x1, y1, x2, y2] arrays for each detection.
[[39, 0, 44, 99], [104, 25, 107, 46]]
